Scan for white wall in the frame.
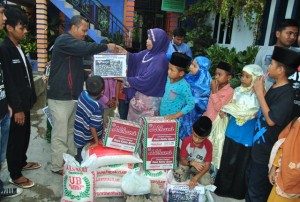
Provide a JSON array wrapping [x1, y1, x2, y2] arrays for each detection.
[[213, 0, 296, 51], [229, 18, 255, 51]]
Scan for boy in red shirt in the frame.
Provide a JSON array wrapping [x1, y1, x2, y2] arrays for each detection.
[[174, 116, 213, 189]]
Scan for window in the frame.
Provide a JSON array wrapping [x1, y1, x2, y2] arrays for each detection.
[[213, 8, 234, 45]]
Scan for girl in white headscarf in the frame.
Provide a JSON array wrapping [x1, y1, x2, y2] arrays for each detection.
[[214, 64, 264, 200]]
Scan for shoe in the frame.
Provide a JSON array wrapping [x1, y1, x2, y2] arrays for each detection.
[[9, 177, 35, 189], [22, 162, 41, 170], [52, 169, 64, 176], [0, 187, 23, 198]]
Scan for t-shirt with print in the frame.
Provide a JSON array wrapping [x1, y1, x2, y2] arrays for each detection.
[[251, 84, 293, 165], [289, 48, 300, 119], [288, 70, 300, 119], [180, 136, 212, 163]]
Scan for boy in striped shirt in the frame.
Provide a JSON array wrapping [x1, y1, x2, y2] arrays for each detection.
[[74, 76, 104, 163]]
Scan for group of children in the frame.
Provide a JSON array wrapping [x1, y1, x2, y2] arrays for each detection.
[[73, 45, 300, 201]]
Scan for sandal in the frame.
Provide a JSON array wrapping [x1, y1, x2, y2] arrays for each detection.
[[23, 162, 41, 170], [52, 170, 64, 176], [9, 177, 35, 189]]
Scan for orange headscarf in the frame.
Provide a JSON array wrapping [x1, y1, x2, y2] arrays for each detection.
[[277, 118, 300, 196]]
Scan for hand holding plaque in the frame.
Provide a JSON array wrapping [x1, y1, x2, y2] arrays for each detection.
[[116, 45, 127, 54], [107, 43, 119, 53]]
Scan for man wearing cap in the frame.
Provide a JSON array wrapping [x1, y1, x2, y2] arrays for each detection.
[[0, 1, 23, 198], [246, 46, 300, 202]]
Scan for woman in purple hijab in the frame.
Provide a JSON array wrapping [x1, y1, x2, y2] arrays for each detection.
[[118, 28, 169, 122]]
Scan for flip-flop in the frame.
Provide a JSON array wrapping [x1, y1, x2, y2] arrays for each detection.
[[52, 170, 64, 176], [9, 178, 35, 189], [22, 162, 41, 170]]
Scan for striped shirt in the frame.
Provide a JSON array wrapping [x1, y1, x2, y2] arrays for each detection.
[[74, 91, 103, 148]]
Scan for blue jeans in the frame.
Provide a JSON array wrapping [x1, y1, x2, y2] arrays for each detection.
[[0, 112, 10, 162]]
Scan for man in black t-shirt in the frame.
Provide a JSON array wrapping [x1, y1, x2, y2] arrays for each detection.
[[246, 47, 300, 202], [288, 68, 300, 119], [288, 35, 300, 119]]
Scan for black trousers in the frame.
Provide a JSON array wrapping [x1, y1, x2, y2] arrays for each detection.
[[245, 157, 272, 202], [6, 111, 31, 180], [214, 137, 251, 199]]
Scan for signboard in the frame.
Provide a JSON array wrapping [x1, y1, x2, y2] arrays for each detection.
[[161, 0, 185, 13], [93, 54, 127, 77]]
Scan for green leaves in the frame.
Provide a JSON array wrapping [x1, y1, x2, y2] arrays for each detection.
[[206, 0, 266, 41], [206, 44, 259, 88], [180, 1, 214, 56], [20, 35, 37, 55]]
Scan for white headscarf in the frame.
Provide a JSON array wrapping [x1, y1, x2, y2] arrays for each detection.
[[221, 64, 264, 125], [240, 64, 264, 92]]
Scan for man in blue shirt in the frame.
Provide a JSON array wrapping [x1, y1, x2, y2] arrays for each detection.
[[167, 27, 192, 59]]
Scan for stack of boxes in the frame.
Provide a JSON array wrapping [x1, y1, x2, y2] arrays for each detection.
[[87, 116, 180, 196], [141, 116, 179, 192], [85, 117, 143, 197]]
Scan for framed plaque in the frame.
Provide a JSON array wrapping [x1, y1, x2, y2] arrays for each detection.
[[93, 54, 127, 77]]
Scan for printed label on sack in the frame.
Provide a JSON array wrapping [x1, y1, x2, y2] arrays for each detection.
[[62, 167, 95, 202], [96, 163, 136, 175], [95, 188, 124, 197], [144, 170, 168, 193]]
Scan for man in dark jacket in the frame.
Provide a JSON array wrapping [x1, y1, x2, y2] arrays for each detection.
[[0, 1, 24, 198], [0, 7, 38, 189], [47, 15, 117, 174]]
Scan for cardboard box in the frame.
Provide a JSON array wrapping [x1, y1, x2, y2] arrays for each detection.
[[144, 146, 177, 170], [142, 116, 179, 147], [103, 117, 142, 152]]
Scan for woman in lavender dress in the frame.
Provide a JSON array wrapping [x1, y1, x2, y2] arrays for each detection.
[[118, 28, 169, 122]]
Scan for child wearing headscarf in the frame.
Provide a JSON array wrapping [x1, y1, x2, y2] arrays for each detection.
[[179, 56, 212, 140], [214, 64, 264, 199], [267, 117, 300, 202]]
